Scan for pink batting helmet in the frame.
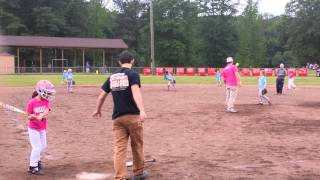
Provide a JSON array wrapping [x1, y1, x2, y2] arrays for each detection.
[[35, 80, 56, 98]]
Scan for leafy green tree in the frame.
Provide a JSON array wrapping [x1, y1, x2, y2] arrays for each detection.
[[261, 15, 284, 67], [86, 0, 115, 38], [237, 0, 266, 67], [113, 0, 148, 56], [284, 0, 320, 65], [152, 0, 198, 66], [196, 0, 239, 67], [0, 0, 26, 35]]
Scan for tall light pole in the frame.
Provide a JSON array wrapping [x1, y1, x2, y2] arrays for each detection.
[[150, 0, 155, 74]]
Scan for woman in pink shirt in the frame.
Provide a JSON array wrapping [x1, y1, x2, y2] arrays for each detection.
[[26, 80, 55, 175]]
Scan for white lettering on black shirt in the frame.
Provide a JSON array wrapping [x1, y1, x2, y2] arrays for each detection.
[[110, 73, 129, 91]]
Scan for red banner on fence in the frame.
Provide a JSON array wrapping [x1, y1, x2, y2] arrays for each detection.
[[186, 67, 195, 76], [165, 67, 174, 74], [198, 67, 206, 76], [219, 68, 224, 74], [297, 68, 308, 76], [252, 68, 260, 76], [207, 68, 215, 76], [264, 68, 273, 76], [176, 67, 185, 75], [156, 67, 164, 76], [241, 68, 250, 76], [287, 68, 296, 76], [143, 67, 151, 75]]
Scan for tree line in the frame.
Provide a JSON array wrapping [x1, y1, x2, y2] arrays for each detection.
[[0, 0, 319, 68]]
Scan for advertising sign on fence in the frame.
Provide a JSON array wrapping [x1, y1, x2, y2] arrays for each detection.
[[288, 68, 296, 76], [143, 67, 151, 75], [207, 68, 215, 76], [219, 68, 224, 74], [252, 68, 260, 76], [241, 68, 250, 76], [298, 68, 308, 76], [186, 67, 195, 76], [264, 68, 273, 76], [156, 67, 164, 76], [176, 67, 185, 75], [198, 68, 206, 76], [165, 67, 174, 74]]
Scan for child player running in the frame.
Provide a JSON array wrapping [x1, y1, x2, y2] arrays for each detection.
[[288, 70, 297, 90], [26, 80, 55, 175], [62, 70, 68, 84], [66, 68, 73, 93], [164, 71, 176, 91], [257, 70, 271, 105], [216, 69, 222, 87]]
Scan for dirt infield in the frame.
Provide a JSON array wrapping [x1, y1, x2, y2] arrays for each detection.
[[1, 85, 320, 180]]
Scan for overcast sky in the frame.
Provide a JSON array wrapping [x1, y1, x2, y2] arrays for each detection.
[[239, 0, 291, 15]]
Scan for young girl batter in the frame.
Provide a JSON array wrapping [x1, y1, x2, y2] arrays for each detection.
[[27, 80, 55, 175]]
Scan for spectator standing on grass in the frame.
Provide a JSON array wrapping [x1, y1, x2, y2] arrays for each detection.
[[86, 61, 90, 73], [276, 63, 287, 94], [93, 50, 148, 180], [222, 57, 241, 113]]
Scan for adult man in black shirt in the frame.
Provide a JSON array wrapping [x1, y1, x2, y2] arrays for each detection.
[[93, 51, 147, 180]]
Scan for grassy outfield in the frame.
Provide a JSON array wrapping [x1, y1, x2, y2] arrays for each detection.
[[0, 73, 319, 87]]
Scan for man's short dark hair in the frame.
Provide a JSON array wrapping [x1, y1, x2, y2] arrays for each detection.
[[118, 50, 133, 64]]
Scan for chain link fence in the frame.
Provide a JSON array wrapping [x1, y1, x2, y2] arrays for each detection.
[[14, 66, 146, 74]]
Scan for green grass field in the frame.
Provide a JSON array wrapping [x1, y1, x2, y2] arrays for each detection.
[[0, 74, 319, 87]]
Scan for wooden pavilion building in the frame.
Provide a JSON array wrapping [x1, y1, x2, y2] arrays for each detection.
[[0, 35, 128, 73]]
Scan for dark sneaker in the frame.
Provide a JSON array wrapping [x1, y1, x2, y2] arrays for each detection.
[[29, 166, 44, 175], [38, 161, 43, 170], [132, 171, 148, 180]]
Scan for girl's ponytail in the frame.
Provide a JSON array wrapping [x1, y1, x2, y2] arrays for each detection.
[[32, 91, 38, 98]]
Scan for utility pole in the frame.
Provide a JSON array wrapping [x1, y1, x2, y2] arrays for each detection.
[[150, 0, 155, 74]]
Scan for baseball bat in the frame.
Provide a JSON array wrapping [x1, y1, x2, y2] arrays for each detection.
[[0, 102, 29, 115], [126, 158, 156, 167]]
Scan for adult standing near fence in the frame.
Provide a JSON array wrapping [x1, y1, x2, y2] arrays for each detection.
[[276, 63, 287, 94], [222, 57, 241, 113], [86, 61, 90, 73], [92, 50, 148, 180]]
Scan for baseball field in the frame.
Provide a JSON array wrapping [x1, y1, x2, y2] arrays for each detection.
[[0, 75, 320, 179]]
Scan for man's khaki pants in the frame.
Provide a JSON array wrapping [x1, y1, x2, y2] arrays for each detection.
[[226, 85, 238, 110], [113, 115, 144, 180]]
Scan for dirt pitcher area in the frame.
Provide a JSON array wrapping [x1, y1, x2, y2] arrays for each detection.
[[1, 85, 320, 180]]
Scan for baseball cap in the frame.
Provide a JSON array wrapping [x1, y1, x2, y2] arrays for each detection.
[[226, 57, 233, 63]]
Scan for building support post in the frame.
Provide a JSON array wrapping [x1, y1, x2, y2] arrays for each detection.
[[103, 49, 106, 67], [62, 48, 64, 71], [82, 49, 85, 73], [17, 48, 20, 73], [40, 48, 43, 73]]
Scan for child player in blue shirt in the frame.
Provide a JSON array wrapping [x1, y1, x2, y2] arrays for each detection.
[[216, 69, 222, 87], [258, 70, 271, 105], [164, 71, 176, 91]]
